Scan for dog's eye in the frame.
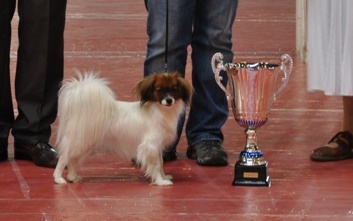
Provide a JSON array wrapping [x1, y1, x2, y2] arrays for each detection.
[[173, 86, 178, 91], [154, 87, 161, 92]]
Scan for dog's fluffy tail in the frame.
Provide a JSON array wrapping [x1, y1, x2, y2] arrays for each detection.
[[56, 70, 117, 151]]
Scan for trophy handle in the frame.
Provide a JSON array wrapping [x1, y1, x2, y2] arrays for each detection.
[[273, 54, 293, 100], [211, 53, 232, 99]]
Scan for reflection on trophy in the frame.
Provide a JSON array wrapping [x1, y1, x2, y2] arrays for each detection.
[[211, 53, 293, 186]]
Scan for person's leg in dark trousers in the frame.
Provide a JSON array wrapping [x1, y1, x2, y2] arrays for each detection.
[[0, 0, 67, 167], [0, 0, 16, 161]]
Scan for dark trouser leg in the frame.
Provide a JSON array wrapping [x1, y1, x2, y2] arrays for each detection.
[[0, 0, 16, 144], [12, 0, 67, 144]]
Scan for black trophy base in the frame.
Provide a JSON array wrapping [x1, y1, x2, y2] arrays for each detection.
[[232, 161, 271, 187]]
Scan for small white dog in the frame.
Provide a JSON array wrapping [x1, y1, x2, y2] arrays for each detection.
[[53, 71, 192, 186]]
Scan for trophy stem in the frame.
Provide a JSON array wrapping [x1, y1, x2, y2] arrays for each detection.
[[245, 128, 258, 152], [239, 128, 266, 166], [233, 127, 270, 187]]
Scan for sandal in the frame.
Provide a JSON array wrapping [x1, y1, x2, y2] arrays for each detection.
[[310, 131, 353, 161]]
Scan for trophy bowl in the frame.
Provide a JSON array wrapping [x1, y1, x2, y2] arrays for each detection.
[[211, 53, 293, 186]]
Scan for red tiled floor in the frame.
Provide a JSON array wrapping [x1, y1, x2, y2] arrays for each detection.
[[2, 0, 353, 220]]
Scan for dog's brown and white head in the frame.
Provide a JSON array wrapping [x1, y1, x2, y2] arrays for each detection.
[[134, 72, 193, 106]]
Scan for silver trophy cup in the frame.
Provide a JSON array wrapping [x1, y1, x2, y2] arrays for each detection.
[[211, 53, 293, 186]]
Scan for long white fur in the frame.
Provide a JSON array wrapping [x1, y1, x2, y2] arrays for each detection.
[[53, 70, 185, 186]]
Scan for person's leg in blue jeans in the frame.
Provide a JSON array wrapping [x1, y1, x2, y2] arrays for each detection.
[[144, 0, 238, 165], [186, 0, 238, 165], [144, 0, 195, 161]]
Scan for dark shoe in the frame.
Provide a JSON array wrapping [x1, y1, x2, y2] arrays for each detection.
[[14, 141, 58, 168], [0, 138, 8, 162], [310, 131, 353, 161], [187, 140, 228, 166]]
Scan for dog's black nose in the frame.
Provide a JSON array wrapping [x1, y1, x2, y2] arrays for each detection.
[[161, 96, 175, 106], [166, 98, 173, 105]]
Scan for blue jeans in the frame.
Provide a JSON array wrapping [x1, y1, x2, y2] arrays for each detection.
[[144, 0, 238, 147]]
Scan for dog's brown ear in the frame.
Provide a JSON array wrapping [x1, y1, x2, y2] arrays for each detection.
[[177, 76, 193, 105], [133, 75, 155, 105]]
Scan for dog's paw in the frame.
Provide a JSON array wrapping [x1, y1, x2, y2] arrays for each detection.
[[153, 179, 173, 186], [67, 175, 82, 183], [54, 177, 68, 184]]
